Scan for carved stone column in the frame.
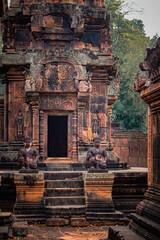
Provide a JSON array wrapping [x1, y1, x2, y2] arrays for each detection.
[[31, 104, 39, 149], [39, 110, 44, 158], [29, 94, 40, 150], [0, 100, 4, 142], [3, 79, 7, 142], [78, 101, 86, 142], [147, 106, 153, 187], [72, 110, 78, 161], [107, 106, 113, 144]]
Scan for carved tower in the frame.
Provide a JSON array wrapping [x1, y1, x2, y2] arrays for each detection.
[[0, 0, 119, 162]]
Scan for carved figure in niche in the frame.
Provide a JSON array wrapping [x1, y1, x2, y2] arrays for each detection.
[[86, 136, 107, 169], [100, 24, 111, 53], [18, 137, 39, 170], [15, 111, 25, 141], [78, 71, 92, 92], [92, 114, 100, 137]]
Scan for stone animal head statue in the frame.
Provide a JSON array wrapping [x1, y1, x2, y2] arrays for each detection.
[[24, 136, 32, 148], [93, 136, 101, 147], [24, 136, 32, 143], [93, 136, 101, 142]]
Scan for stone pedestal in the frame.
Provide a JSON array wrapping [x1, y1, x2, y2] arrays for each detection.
[[14, 173, 46, 223], [83, 172, 128, 225]]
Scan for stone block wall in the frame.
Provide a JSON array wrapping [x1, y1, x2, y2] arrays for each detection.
[[111, 130, 147, 167]]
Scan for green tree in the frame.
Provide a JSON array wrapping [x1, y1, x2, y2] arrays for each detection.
[[105, 0, 158, 132]]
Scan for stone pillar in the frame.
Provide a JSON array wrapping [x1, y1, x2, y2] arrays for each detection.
[[39, 110, 44, 158], [14, 173, 45, 223], [78, 101, 86, 142], [0, 102, 4, 142], [4, 80, 8, 142], [83, 172, 128, 225], [147, 106, 153, 187], [72, 110, 78, 161], [29, 95, 40, 150], [107, 106, 113, 144], [32, 105, 39, 149]]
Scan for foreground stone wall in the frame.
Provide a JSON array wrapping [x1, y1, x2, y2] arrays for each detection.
[[111, 130, 147, 167], [0, 169, 147, 219]]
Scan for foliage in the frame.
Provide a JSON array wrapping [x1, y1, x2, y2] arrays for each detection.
[[104, 0, 158, 132]]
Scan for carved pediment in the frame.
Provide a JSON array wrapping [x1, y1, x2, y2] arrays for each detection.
[[42, 62, 78, 92]]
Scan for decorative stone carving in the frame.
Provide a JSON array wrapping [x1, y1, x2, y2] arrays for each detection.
[[43, 63, 77, 92], [14, 111, 25, 141], [40, 95, 76, 111]]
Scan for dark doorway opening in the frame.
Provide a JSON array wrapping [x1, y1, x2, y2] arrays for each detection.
[[48, 116, 68, 157]]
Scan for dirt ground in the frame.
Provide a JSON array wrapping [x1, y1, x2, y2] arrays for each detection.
[[9, 225, 109, 240]]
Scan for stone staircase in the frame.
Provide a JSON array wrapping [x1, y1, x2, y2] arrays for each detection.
[[46, 162, 86, 171], [44, 171, 87, 226]]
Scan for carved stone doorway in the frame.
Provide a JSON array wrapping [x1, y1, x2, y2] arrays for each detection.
[[48, 116, 68, 158]]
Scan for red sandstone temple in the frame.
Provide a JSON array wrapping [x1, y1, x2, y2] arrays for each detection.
[[0, 0, 119, 162]]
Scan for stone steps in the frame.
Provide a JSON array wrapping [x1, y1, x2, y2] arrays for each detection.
[[46, 163, 72, 171], [44, 171, 83, 180], [45, 196, 85, 206], [46, 167, 70, 171], [45, 188, 84, 197], [46, 205, 86, 217], [45, 179, 84, 188], [46, 163, 86, 172], [13, 216, 46, 224], [108, 226, 145, 240], [129, 213, 160, 239], [44, 172, 86, 224]]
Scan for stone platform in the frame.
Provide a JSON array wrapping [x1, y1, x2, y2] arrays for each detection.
[[14, 173, 46, 223], [84, 172, 128, 225], [0, 168, 148, 226]]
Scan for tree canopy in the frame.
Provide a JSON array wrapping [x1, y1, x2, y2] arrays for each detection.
[[104, 0, 158, 132]]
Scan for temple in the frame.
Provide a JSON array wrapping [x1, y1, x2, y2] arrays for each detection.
[[0, 0, 119, 163], [2, 0, 159, 239]]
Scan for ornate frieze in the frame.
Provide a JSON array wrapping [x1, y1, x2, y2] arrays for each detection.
[[43, 62, 77, 92], [40, 94, 77, 111]]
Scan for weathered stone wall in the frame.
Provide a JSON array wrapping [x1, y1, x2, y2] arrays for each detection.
[[111, 130, 147, 167]]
